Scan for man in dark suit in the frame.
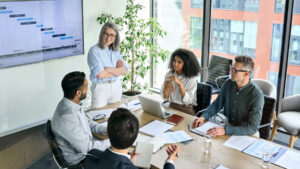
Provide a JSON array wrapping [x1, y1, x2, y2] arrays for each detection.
[[83, 108, 179, 169]]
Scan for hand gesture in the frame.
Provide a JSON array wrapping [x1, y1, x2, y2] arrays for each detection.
[[166, 144, 180, 162], [165, 81, 174, 93], [169, 75, 181, 85], [129, 149, 140, 163], [192, 117, 205, 128], [116, 60, 123, 68]]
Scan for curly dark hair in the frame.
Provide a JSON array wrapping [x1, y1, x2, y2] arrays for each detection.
[[168, 48, 201, 78]]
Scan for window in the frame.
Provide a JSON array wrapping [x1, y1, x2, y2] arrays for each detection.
[[152, 0, 203, 89], [190, 17, 203, 49], [191, 0, 203, 8], [210, 19, 257, 57], [286, 0, 300, 97], [275, 0, 300, 13], [268, 72, 300, 96], [213, 0, 259, 11], [271, 24, 300, 65]]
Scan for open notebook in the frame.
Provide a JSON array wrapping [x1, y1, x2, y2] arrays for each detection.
[[133, 142, 154, 169]]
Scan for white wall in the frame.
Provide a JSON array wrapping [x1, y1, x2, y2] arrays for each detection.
[[0, 0, 126, 137]]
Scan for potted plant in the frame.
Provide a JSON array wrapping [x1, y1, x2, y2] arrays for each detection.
[[97, 0, 169, 96]]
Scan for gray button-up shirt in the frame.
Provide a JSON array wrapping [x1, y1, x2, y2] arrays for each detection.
[[51, 98, 109, 165], [201, 79, 264, 135]]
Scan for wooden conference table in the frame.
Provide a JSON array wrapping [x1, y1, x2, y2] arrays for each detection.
[[88, 99, 284, 169]]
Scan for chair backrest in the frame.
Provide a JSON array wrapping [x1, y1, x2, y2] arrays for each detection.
[[281, 94, 300, 113], [195, 83, 212, 112], [43, 120, 69, 168], [259, 95, 276, 140], [206, 55, 232, 88], [252, 79, 276, 99], [43, 120, 84, 169]]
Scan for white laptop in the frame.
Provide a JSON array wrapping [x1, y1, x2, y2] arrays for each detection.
[[138, 95, 176, 119]]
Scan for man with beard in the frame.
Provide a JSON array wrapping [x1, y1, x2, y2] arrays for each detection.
[[193, 55, 264, 137], [51, 71, 110, 167]]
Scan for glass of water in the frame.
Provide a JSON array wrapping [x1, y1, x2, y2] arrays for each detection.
[[261, 147, 272, 169], [204, 134, 212, 154]]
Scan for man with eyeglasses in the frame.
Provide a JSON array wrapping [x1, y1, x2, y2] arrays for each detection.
[[193, 55, 264, 137]]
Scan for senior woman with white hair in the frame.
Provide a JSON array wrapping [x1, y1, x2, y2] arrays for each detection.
[[87, 22, 127, 108]]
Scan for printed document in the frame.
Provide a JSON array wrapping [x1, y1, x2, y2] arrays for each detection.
[[159, 130, 193, 144], [223, 136, 257, 151]]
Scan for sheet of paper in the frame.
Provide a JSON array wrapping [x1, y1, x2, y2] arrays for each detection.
[[191, 121, 221, 136], [242, 140, 281, 159], [274, 149, 300, 169], [139, 120, 173, 136], [133, 134, 166, 153], [223, 136, 257, 151], [87, 109, 114, 119], [134, 142, 154, 169], [159, 130, 193, 144], [119, 99, 142, 111], [214, 165, 230, 169]]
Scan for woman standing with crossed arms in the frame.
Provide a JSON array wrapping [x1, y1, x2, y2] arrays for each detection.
[[161, 48, 201, 115], [87, 22, 127, 108]]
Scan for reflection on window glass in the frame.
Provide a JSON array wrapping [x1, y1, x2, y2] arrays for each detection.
[[268, 72, 300, 96], [275, 0, 300, 13], [191, 0, 203, 8], [190, 17, 203, 49], [153, 0, 203, 89], [213, 0, 259, 11], [271, 24, 300, 65], [210, 19, 257, 57]]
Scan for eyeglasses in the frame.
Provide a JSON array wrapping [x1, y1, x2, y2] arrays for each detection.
[[230, 65, 250, 73], [104, 32, 116, 38]]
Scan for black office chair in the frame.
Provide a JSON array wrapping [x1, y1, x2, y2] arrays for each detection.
[[195, 83, 212, 117], [258, 95, 276, 140], [43, 120, 84, 169], [204, 55, 232, 94]]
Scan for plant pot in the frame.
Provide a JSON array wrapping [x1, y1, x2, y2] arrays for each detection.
[[122, 91, 141, 96], [122, 91, 141, 107]]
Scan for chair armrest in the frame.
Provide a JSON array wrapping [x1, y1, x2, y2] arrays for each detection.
[[196, 108, 207, 117], [258, 122, 272, 129], [215, 75, 230, 90]]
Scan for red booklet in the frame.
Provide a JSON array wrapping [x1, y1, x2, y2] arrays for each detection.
[[166, 114, 184, 125]]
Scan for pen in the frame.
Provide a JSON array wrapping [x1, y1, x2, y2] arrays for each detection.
[[188, 124, 190, 131], [134, 103, 141, 106], [272, 149, 280, 157]]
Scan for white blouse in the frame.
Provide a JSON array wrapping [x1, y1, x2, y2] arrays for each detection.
[[161, 71, 197, 106]]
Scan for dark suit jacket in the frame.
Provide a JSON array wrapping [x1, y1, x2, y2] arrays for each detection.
[[86, 148, 175, 169]]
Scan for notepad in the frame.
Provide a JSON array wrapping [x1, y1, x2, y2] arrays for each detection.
[[166, 114, 184, 125], [190, 121, 221, 136], [133, 142, 154, 169], [139, 120, 173, 136]]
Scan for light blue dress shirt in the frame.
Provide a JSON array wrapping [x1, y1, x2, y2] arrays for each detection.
[[87, 44, 128, 83], [51, 98, 109, 165]]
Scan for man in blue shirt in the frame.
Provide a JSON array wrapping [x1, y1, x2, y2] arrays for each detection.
[[193, 55, 264, 136]]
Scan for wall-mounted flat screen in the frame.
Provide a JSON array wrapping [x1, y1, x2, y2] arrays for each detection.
[[0, 0, 84, 68]]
